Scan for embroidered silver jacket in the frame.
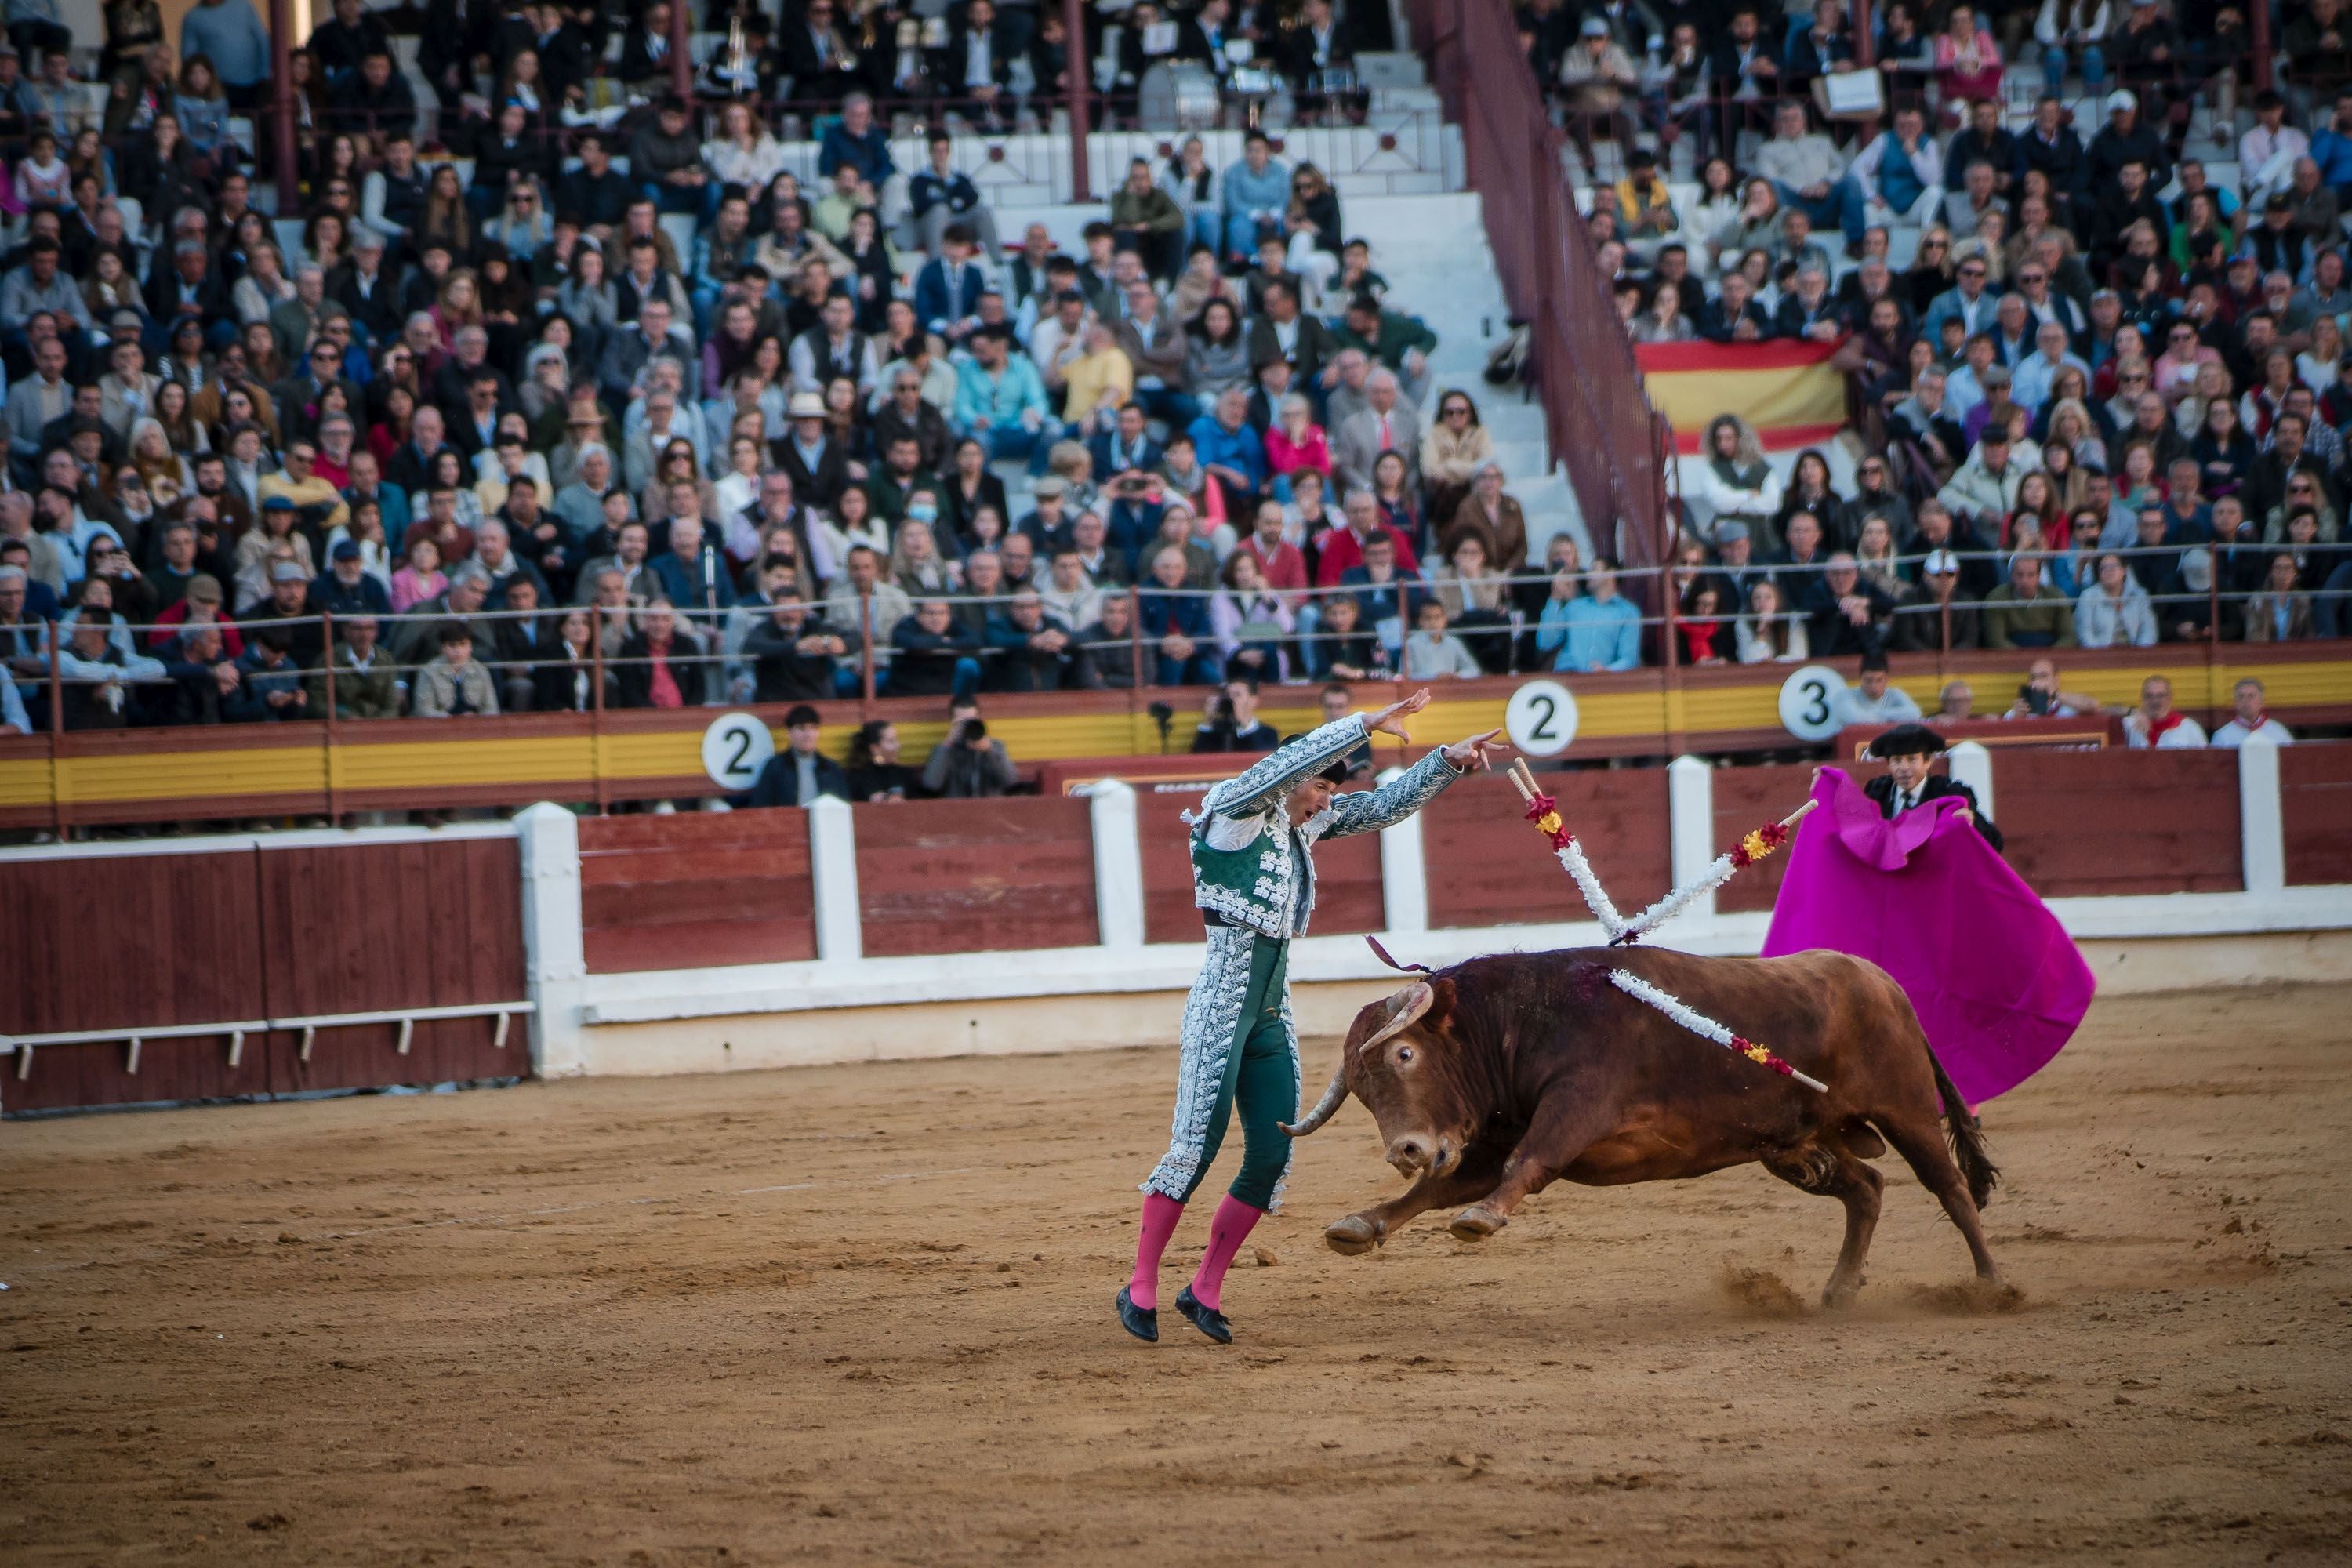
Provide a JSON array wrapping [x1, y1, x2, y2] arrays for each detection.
[[1189, 714, 1461, 939]]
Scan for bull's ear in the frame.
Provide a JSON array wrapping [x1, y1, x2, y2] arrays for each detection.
[[1424, 977, 1457, 1035]]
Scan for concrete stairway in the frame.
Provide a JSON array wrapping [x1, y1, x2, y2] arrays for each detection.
[[1338, 190, 1590, 564]]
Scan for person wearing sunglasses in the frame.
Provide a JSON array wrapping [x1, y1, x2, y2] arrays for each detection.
[[1922, 250, 1998, 344], [484, 176, 554, 260]]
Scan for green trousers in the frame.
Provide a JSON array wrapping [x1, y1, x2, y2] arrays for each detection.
[[1178, 933, 1299, 1211]]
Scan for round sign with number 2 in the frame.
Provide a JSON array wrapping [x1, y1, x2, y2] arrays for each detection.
[[701, 712, 777, 790], [1504, 679, 1580, 758]]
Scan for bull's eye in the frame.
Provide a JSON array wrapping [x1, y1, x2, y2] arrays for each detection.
[[1396, 1046, 1414, 1065]]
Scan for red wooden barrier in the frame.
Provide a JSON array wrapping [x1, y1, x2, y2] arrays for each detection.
[[853, 795, 1100, 957], [1, 851, 267, 1037], [579, 810, 817, 973], [1999, 749, 2243, 897], [1423, 769, 1671, 929], [2281, 742, 2352, 887], [1134, 782, 1386, 945], [255, 839, 528, 1094], [0, 837, 525, 1113]]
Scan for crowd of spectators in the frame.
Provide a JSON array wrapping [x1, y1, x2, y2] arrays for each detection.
[[2, 0, 2348, 751], [0, 0, 1563, 738], [1536, 0, 2352, 666]]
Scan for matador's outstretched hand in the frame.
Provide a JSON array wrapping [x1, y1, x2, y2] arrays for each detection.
[[1363, 688, 1430, 739], [1443, 729, 1509, 771]]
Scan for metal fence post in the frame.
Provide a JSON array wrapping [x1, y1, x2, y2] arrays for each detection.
[[269, 0, 299, 210], [1063, 0, 1093, 201]]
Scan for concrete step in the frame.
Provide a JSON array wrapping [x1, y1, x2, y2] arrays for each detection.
[[1356, 52, 1428, 89], [1513, 466, 1591, 564]]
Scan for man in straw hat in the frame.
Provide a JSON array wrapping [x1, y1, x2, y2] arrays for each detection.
[[1119, 689, 1508, 1345]]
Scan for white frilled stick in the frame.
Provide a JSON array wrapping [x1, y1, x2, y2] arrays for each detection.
[[1508, 758, 1816, 944], [1609, 969, 1830, 1093], [1505, 759, 1628, 938], [1606, 797, 1820, 944]]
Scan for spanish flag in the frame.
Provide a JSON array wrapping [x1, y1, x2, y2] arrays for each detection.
[[1635, 339, 1849, 455]]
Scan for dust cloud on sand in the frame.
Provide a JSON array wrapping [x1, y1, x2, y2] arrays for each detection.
[[2, 986, 2348, 1564]]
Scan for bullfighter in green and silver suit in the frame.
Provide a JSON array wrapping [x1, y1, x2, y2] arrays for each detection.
[[1118, 688, 1508, 1345]]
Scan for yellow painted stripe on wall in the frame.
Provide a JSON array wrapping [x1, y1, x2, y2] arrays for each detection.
[[334, 733, 601, 790], [0, 756, 52, 808], [2, 657, 2342, 813], [54, 744, 328, 804]]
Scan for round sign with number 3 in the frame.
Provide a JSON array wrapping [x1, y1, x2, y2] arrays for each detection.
[[1504, 679, 1580, 758], [1777, 664, 1848, 742]]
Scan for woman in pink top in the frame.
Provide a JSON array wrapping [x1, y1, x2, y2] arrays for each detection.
[[390, 537, 448, 614], [1262, 394, 1331, 485], [1933, 5, 2003, 103]]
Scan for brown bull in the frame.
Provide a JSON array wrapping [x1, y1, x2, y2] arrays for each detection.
[[1283, 946, 2002, 1306]]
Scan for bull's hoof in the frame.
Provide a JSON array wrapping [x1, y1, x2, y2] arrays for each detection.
[[1324, 1214, 1381, 1255], [1448, 1206, 1505, 1241]]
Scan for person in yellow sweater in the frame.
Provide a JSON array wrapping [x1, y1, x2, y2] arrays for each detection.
[[1060, 320, 1135, 436], [253, 437, 350, 535]]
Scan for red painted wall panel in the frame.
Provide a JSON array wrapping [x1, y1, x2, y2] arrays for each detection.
[[1998, 749, 2243, 896], [853, 796, 1100, 956], [2, 838, 525, 1114], [2282, 742, 2352, 887], [578, 809, 818, 972]]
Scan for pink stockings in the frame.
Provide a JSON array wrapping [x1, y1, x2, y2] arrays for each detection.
[[1127, 1192, 1267, 1313]]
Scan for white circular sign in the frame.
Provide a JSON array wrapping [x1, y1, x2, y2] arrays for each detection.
[[702, 711, 776, 790], [1504, 679, 1580, 757], [1777, 664, 1848, 742]]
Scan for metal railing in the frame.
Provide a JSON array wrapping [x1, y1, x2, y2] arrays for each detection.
[[15, 546, 2343, 722], [2, 1000, 533, 1083]]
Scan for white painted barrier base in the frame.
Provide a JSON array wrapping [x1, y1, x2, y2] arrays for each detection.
[[561, 892, 2352, 1078]]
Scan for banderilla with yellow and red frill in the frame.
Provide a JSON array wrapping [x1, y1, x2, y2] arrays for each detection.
[[1503, 757, 1816, 945], [1502, 757, 1828, 1093]]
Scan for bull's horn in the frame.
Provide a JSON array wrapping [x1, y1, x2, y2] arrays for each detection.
[[1280, 1062, 1350, 1137], [1356, 980, 1435, 1057]]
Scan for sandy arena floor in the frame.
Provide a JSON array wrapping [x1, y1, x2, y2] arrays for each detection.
[[3, 984, 2349, 1566]]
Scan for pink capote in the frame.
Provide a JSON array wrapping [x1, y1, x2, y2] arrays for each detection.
[[1762, 768, 2095, 1104]]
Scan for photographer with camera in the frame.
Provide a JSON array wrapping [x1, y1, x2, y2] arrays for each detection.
[[1189, 674, 1277, 753], [920, 696, 1019, 797]]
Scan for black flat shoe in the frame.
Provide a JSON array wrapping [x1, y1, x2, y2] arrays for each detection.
[[1116, 1287, 1158, 1342], [1174, 1286, 1232, 1345]]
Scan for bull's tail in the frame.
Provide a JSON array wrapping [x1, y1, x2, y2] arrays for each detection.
[[1926, 1046, 1998, 1211]]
